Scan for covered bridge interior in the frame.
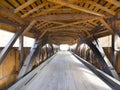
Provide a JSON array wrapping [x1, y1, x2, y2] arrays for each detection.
[[0, 0, 120, 90]]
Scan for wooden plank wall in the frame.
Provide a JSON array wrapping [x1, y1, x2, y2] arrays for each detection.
[[96, 47, 120, 76], [117, 51, 120, 76], [79, 47, 120, 77], [0, 48, 30, 90]]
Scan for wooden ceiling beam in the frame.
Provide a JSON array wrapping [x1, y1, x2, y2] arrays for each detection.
[[99, 18, 114, 34], [49, 30, 81, 34], [33, 13, 102, 21], [49, 31, 81, 35], [84, 22, 95, 28], [78, 0, 116, 15], [0, 5, 25, 25], [88, 21, 98, 26], [0, 18, 20, 27], [22, 20, 37, 35], [31, 5, 62, 17], [36, 21, 45, 28], [38, 31, 47, 39], [37, 23, 49, 30], [51, 40, 76, 44], [0, 23, 17, 32], [49, 28, 87, 32], [48, 8, 79, 14], [48, 29, 90, 37], [42, 20, 65, 25], [48, 25, 91, 32], [48, 0, 105, 17], [88, 30, 111, 39], [49, 33, 79, 36], [51, 36, 77, 41], [49, 35, 79, 41], [48, 18, 96, 29], [115, 20, 120, 28], [104, 0, 120, 7], [14, 0, 37, 13], [21, 2, 48, 18]]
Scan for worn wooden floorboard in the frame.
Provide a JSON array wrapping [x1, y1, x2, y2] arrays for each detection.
[[17, 51, 112, 90]]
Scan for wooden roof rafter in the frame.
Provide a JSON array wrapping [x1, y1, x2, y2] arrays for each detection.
[[31, 5, 62, 17], [21, 2, 49, 18], [47, 0, 105, 17], [35, 21, 45, 28], [104, 0, 120, 7], [47, 18, 97, 29], [79, 0, 116, 15], [33, 13, 103, 21], [14, 0, 38, 13], [99, 18, 114, 34]]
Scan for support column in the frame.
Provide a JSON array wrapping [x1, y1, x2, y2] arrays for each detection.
[[112, 34, 118, 69], [38, 45, 42, 62], [18, 39, 48, 78], [19, 35, 24, 71], [18, 42, 39, 78], [45, 46, 49, 59], [49, 43, 54, 55], [0, 29, 23, 64], [82, 38, 119, 80]]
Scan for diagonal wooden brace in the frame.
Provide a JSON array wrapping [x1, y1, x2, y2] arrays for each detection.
[[0, 29, 24, 64], [81, 37, 119, 80]]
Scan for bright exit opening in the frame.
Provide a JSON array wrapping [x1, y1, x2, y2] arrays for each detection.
[[60, 44, 69, 51]]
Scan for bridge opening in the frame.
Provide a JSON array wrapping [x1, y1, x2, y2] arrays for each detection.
[[60, 44, 70, 51]]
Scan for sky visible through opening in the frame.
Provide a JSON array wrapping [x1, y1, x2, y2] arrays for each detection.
[[0, 29, 35, 47], [1, 29, 120, 49]]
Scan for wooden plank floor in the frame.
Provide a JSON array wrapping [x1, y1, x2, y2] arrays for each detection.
[[17, 51, 112, 90]]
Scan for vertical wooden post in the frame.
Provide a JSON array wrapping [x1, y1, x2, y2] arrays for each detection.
[[49, 43, 54, 55], [38, 45, 41, 63], [82, 37, 119, 80], [112, 34, 118, 69], [18, 42, 39, 78], [19, 35, 24, 71], [46, 45, 48, 58]]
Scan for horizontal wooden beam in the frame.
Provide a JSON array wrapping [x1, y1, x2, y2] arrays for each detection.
[[52, 19, 95, 29], [48, 26, 91, 31], [88, 30, 110, 39], [49, 31, 80, 36], [48, 28, 90, 37], [31, 5, 62, 17], [49, 34, 79, 38], [0, 18, 20, 27], [51, 37, 77, 45], [51, 36, 77, 41], [0, 23, 17, 32], [33, 13, 101, 21], [0, 5, 25, 25], [48, 0, 105, 17], [42, 20, 65, 25]]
